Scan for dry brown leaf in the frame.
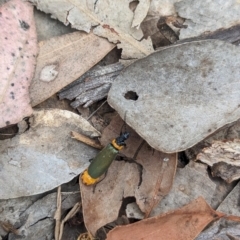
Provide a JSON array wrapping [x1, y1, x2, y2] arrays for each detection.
[[106, 197, 224, 240], [80, 115, 177, 235], [30, 31, 114, 106]]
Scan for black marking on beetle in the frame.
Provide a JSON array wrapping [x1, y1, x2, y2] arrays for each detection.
[[11, 53, 15, 57], [19, 20, 30, 31]]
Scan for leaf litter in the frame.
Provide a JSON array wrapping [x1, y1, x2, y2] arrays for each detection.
[[106, 197, 240, 240], [0, 109, 100, 199], [29, 0, 154, 59], [30, 31, 114, 106], [80, 115, 177, 236], [1, 0, 240, 239]]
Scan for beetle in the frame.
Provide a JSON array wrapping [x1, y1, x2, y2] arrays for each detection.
[[81, 132, 130, 185]]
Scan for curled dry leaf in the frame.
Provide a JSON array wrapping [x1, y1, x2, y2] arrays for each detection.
[[106, 197, 225, 240], [0, 0, 38, 128], [80, 115, 177, 236], [29, 0, 154, 59], [0, 109, 99, 199], [30, 31, 114, 106]]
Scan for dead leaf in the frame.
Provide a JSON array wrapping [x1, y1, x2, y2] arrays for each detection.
[[175, 0, 240, 39], [0, 0, 38, 128], [196, 218, 240, 240], [30, 31, 114, 106], [29, 0, 154, 59], [131, 0, 150, 29], [106, 197, 224, 240], [148, 0, 181, 17], [108, 40, 240, 153], [80, 115, 177, 235], [0, 109, 100, 199], [0, 191, 80, 239], [217, 181, 240, 217], [151, 162, 216, 217]]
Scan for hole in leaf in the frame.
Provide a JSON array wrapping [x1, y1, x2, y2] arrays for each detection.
[[124, 91, 139, 101]]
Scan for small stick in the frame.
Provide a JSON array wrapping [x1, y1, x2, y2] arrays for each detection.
[[87, 100, 107, 120], [59, 202, 81, 240], [71, 131, 103, 149], [54, 186, 62, 240]]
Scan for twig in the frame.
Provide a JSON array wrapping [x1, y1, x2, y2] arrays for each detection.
[[59, 202, 81, 240], [87, 100, 107, 120], [54, 186, 62, 240], [71, 131, 103, 149]]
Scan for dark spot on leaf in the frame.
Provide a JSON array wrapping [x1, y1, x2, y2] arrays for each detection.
[[5, 17, 9, 20], [19, 20, 30, 30], [5, 121, 10, 125], [22, 86, 25, 89], [5, 37, 7, 40], [33, 54, 36, 57], [208, 129, 212, 132], [19, 47, 22, 51], [26, 77, 28, 80], [10, 91, 14, 95], [7, 67, 10, 70], [214, 88, 217, 91], [21, 56, 23, 58], [25, 40, 29, 44], [11, 53, 15, 57], [26, 56, 29, 58], [0, 12, 2, 16], [170, 125, 174, 128], [11, 83, 14, 87]]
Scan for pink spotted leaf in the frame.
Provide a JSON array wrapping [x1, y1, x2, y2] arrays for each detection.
[[0, 0, 38, 128]]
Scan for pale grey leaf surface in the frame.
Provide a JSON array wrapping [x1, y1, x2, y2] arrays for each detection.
[[108, 40, 240, 153], [175, 0, 240, 39], [0, 109, 99, 199], [29, 0, 154, 59]]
